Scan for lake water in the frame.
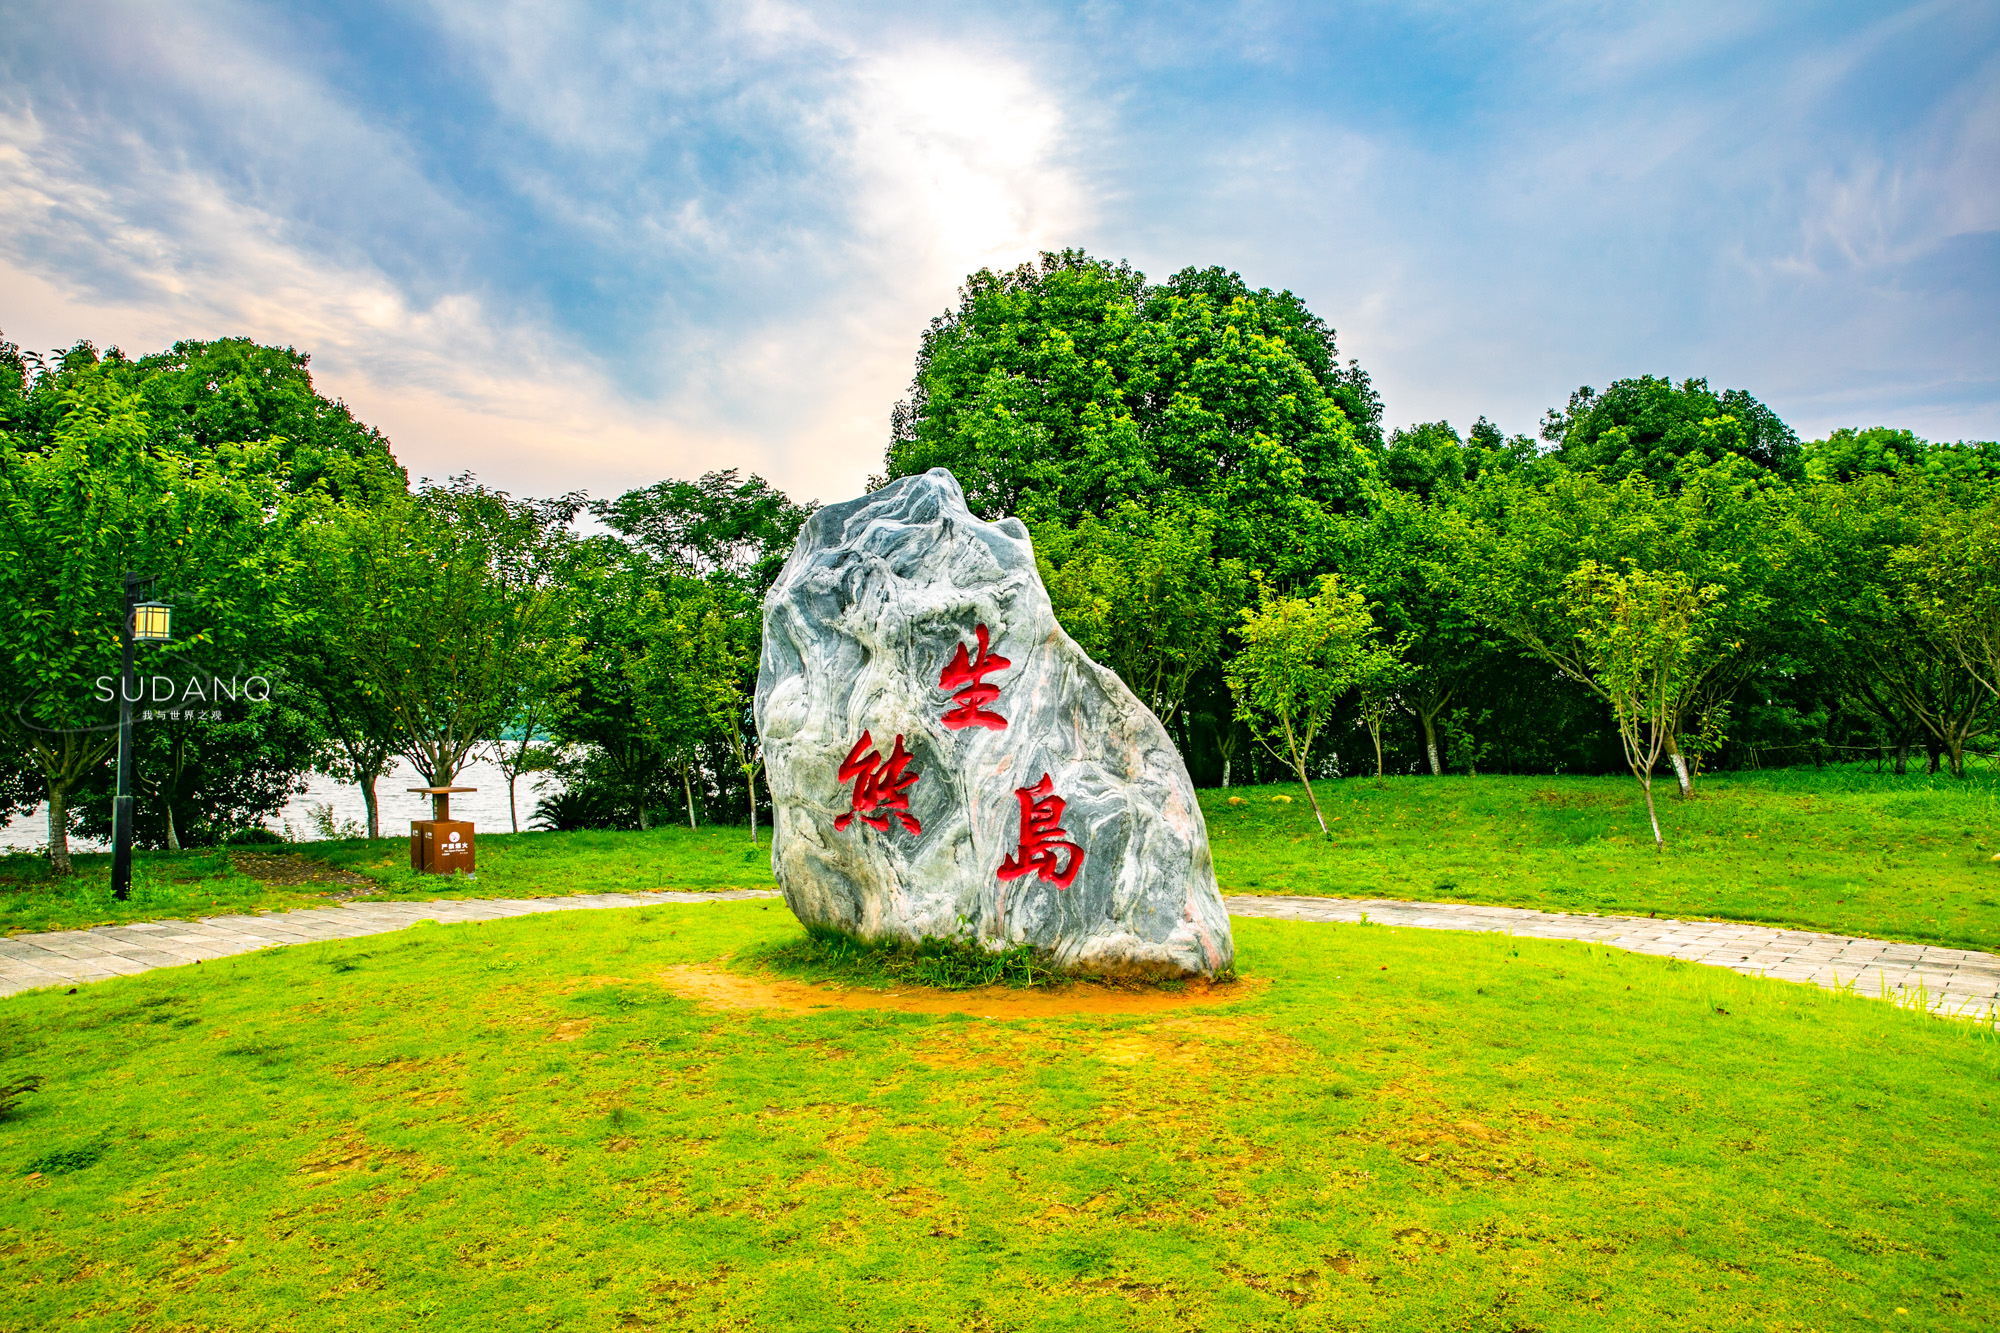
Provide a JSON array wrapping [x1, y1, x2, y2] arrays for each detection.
[[0, 757, 563, 853]]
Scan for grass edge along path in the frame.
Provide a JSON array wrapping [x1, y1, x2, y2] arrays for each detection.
[[0, 901, 1995, 1331], [4, 890, 1997, 1031]]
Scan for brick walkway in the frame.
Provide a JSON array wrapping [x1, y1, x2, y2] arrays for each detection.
[[3, 890, 1996, 1021], [1229, 895, 2000, 1021], [0, 891, 776, 998]]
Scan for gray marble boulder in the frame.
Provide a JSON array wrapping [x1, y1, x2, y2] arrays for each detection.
[[754, 468, 1234, 979]]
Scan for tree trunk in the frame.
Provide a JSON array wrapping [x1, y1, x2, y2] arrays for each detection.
[[1893, 743, 1907, 776], [748, 768, 760, 844], [637, 801, 652, 831], [507, 774, 520, 833], [1642, 773, 1663, 853], [1948, 736, 1966, 779], [1666, 739, 1692, 798], [684, 768, 697, 829], [165, 803, 181, 853], [1927, 743, 1941, 775], [47, 785, 72, 876], [361, 773, 380, 840], [1221, 757, 1231, 788], [1285, 721, 1329, 836], [1369, 723, 1384, 778], [1422, 714, 1441, 776]]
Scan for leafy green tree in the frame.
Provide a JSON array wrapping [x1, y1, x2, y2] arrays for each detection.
[[74, 697, 322, 848], [1224, 575, 1378, 835], [886, 250, 1375, 577], [1377, 418, 1533, 500], [298, 477, 580, 801], [1033, 501, 1244, 729], [1340, 486, 1497, 775], [1566, 564, 1724, 850], [1462, 457, 1796, 793], [1354, 637, 1412, 779], [627, 585, 750, 834], [551, 544, 675, 828], [0, 372, 300, 871], [1801, 427, 1926, 483], [592, 468, 813, 599], [1902, 489, 2000, 719], [1542, 376, 1800, 484], [1797, 470, 1991, 777], [7, 337, 403, 501]]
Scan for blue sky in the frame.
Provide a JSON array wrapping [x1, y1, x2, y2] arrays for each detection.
[[2, 1, 1994, 504]]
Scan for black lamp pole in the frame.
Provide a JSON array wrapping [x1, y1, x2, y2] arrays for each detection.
[[110, 572, 140, 902]]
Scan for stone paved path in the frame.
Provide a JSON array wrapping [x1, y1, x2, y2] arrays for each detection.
[[1229, 895, 2000, 1020], [3, 890, 1996, 1022], [0, 890, 778, 999]]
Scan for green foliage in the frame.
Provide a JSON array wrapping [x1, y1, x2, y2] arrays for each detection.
[[296, 477, 580, 790], [0, 902, 1993, 1329], [0, 363, 307, 870], [1225, 575, 1381, 833], [886, 250, 1374, 576], [1032, 500, 1244, 725], [1542, 375, 1801, 483], [1565, 562, 1726, 847]]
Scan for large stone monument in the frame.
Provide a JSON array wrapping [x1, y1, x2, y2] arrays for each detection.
[[754, 468, 1234, 979]]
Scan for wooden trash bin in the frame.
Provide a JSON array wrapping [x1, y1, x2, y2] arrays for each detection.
[[409, 785, 478, 875]]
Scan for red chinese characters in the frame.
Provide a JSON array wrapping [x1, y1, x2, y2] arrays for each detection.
[[938, 624, 1010, 731], [996, 773, 1084, 889], [834, 730, 921, 835]]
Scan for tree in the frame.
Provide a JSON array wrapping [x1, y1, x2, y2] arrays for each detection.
[[1541, 376, 1801, 484], [627, 586, 752, 835], [1341, 485, 1497, 775], [1354, 638, 1412, 779], [1565, 563, 1724, 851], [1461, 457, 1798, 794], [298, 477, 580, 800], [1903, 490, 2000, 716], [0, 371, 298, 871], [75, 696, 322, 848], [886, 250, 1373, 577], [1798, 470, 1992, 777], [592, 468, 813, 598], [1033, 500, 1244, 730], [1224, 575, 1378, 835]]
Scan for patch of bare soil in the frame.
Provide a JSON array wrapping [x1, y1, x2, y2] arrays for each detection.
[[657, 962, 1268, 1018], [231, 853, 380, 900]]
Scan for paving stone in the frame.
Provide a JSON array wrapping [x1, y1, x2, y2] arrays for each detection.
[[7, 889, 1998, 1024]]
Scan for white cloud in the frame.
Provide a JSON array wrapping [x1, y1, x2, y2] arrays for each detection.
[[0, 14, 1092, 505]]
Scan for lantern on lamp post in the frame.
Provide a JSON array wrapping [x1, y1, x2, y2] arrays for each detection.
[[111, 574, 170, 901]]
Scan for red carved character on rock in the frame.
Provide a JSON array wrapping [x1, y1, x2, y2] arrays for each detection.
[[996, 773, 1084, 889], [834, 730, 921, 835], [938, 623, 1010, 731]]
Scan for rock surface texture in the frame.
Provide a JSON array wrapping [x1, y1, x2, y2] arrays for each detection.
[[755, 469, 1234, 978]]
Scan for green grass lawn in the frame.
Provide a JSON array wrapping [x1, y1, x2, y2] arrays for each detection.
[[0, 824, 779, 935], [1, 900, 1993, 1330], [6, 763, 1999, 951], [1203, 764, 2000, 953]]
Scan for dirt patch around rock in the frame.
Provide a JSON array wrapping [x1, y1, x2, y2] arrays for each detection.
[[231, 853, 381, 900], [657, 962, 1268, 1018]]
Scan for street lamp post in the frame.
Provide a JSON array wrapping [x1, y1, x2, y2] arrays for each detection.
[[111, 573, 170, 902]]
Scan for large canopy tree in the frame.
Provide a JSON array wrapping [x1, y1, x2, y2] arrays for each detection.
[[0, 367, 303, 870], [885, 250, 1378, 579], [298, 477, 580, 803], [1542, 376, 1801, 484]]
